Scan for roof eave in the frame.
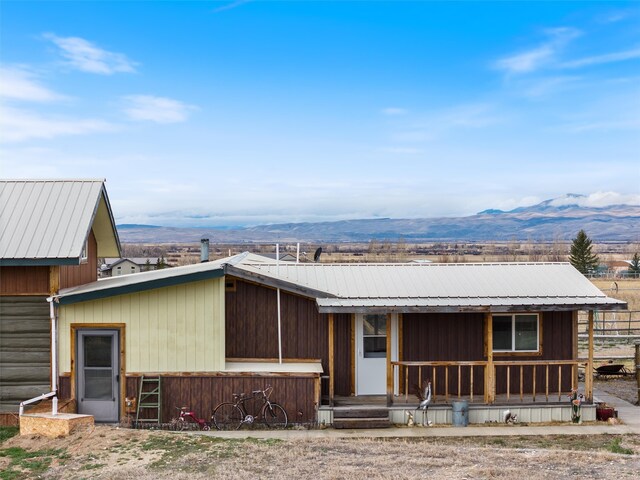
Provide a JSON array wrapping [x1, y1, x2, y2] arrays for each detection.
[[57, 268, 224, 305], [316, 301, 628, 314], [0, 257, 81, 266]]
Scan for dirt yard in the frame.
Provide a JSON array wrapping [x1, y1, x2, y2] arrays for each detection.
[[1, 425, 639, 479], [595, 377, 639, 405]]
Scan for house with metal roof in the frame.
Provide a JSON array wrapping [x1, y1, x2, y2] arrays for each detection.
[[51, 252, 626, 427], [0, 179, 120, 420], [100, 257, 162, 277]]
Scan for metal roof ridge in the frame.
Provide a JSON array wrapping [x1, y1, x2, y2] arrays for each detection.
[[0, 178, 106, 182]]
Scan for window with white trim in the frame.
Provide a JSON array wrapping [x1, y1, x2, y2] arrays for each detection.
[[80, 238, 89, 263], [493, 314, 539, 352]]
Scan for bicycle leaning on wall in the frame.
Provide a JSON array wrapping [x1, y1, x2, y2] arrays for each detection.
[[212, 385, 288, 430]]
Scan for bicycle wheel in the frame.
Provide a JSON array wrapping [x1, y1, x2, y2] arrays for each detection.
[[173, 417, 188, 431], [212, 403, 243, 431], [263, 403, 288, 429]]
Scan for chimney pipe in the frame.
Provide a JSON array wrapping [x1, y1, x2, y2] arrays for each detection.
[[200, 238, 210, 263]]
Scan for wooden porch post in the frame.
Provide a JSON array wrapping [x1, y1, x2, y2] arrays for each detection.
[[586, 310, 594, 402], [328, 313, 335, 407], [572, 311, 579, 389], [484, 312, 495, 404], [386, 313, 393, 407]]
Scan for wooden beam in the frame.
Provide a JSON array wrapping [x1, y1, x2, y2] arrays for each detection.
[[586, 310, 594, 402], [572, 310, 579, 388], [398, 313, 403, 397], [350, 314, 355, 396], [484, 312, 495, 404], [328, 313, 335, 407], [386, 313, 393, 407], [49, 265, 60, 295]]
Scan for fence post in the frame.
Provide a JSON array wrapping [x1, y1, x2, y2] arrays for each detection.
[[635, 341, 640, 406]]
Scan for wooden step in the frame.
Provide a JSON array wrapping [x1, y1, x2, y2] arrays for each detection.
[[333, 417, 391, 429], [333, 408, 389, 419]]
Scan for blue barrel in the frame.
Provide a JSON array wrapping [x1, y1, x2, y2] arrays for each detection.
[[452, 400, 469, 427]]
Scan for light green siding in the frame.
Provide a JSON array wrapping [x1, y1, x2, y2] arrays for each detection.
[[58, 278, 225, 373]]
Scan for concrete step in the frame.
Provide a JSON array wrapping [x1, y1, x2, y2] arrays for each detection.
[[333, 417, 391, 429], [333, 408, 389, 419]]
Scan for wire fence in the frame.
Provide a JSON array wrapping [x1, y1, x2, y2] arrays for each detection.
[[577, 310, 640, 337]]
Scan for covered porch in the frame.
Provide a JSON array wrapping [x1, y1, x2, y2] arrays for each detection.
[[324, 309, 608, 410]]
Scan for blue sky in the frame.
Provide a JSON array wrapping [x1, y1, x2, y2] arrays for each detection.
[[1, 1, 639, 227]]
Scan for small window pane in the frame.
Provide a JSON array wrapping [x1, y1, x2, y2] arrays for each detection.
[[493, 316, 512, 350], [84, 369, 112, 399], [84, 336, 113, 367], [515, 315, 538, 350], [364, 337, 386, 358], [363, 315, 386, 335]]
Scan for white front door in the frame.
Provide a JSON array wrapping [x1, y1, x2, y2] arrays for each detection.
[[356, 314, 397, 395]]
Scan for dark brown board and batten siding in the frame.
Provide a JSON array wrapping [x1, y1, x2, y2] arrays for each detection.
[[0, 267, 49, 295], [59, 231, 98, 289], [125, 374, 318, 425], [225, 278, 352, 396], [402, 311, 574, 397]]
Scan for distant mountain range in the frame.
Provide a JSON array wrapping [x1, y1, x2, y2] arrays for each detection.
[[117, 195, 640, 243]]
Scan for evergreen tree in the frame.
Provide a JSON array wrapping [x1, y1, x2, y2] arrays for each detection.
[[569, 230, 599, 274], [629, 252, 640, 277], [156, 256, 168, 270]]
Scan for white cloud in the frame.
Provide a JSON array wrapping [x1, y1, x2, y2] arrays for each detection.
[[549, 192, 640, 208], [521, 76, 581, 98], [598, 10, 635, 24], [122, 95, 197, 123], [0, 105, 116, 143], [495, 27, 581, 74], [44, 33, 137, 74], [212, 0, 251, 14], [562, 47, 640, 69], [0, 66, 66, 102], [381, 107, 408, 116]]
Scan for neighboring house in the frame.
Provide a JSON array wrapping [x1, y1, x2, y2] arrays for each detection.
[[607, 260, 635, 278], [52, 253, 626, 425], [100, 257, 160, 277], [0, 179, 120, 418]]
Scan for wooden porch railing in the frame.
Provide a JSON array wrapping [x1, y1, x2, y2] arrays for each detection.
[[391, 359, 581, 405], [391, 361, 488, 404], [493, 360, 580, 402]]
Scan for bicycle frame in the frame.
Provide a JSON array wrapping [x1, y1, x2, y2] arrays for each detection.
[[175, 406, 211, 431], [213, 385, 288, 430], [235, 386, 274, 424]]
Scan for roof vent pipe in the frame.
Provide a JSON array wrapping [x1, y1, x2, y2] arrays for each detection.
[[200, 238, 209, 263]]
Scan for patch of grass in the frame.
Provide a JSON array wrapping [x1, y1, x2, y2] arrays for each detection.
[[0, 426, 19, 443], [607, 438, 634, 455], [376, 434, 640, 454], [0, 446, 65, 479], [140, 433, 278, 470]]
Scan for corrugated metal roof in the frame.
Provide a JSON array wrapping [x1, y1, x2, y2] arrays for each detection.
[[0, 179, 120, 264], [232, 260, 627, 311], [55, 252, 627, 312]]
